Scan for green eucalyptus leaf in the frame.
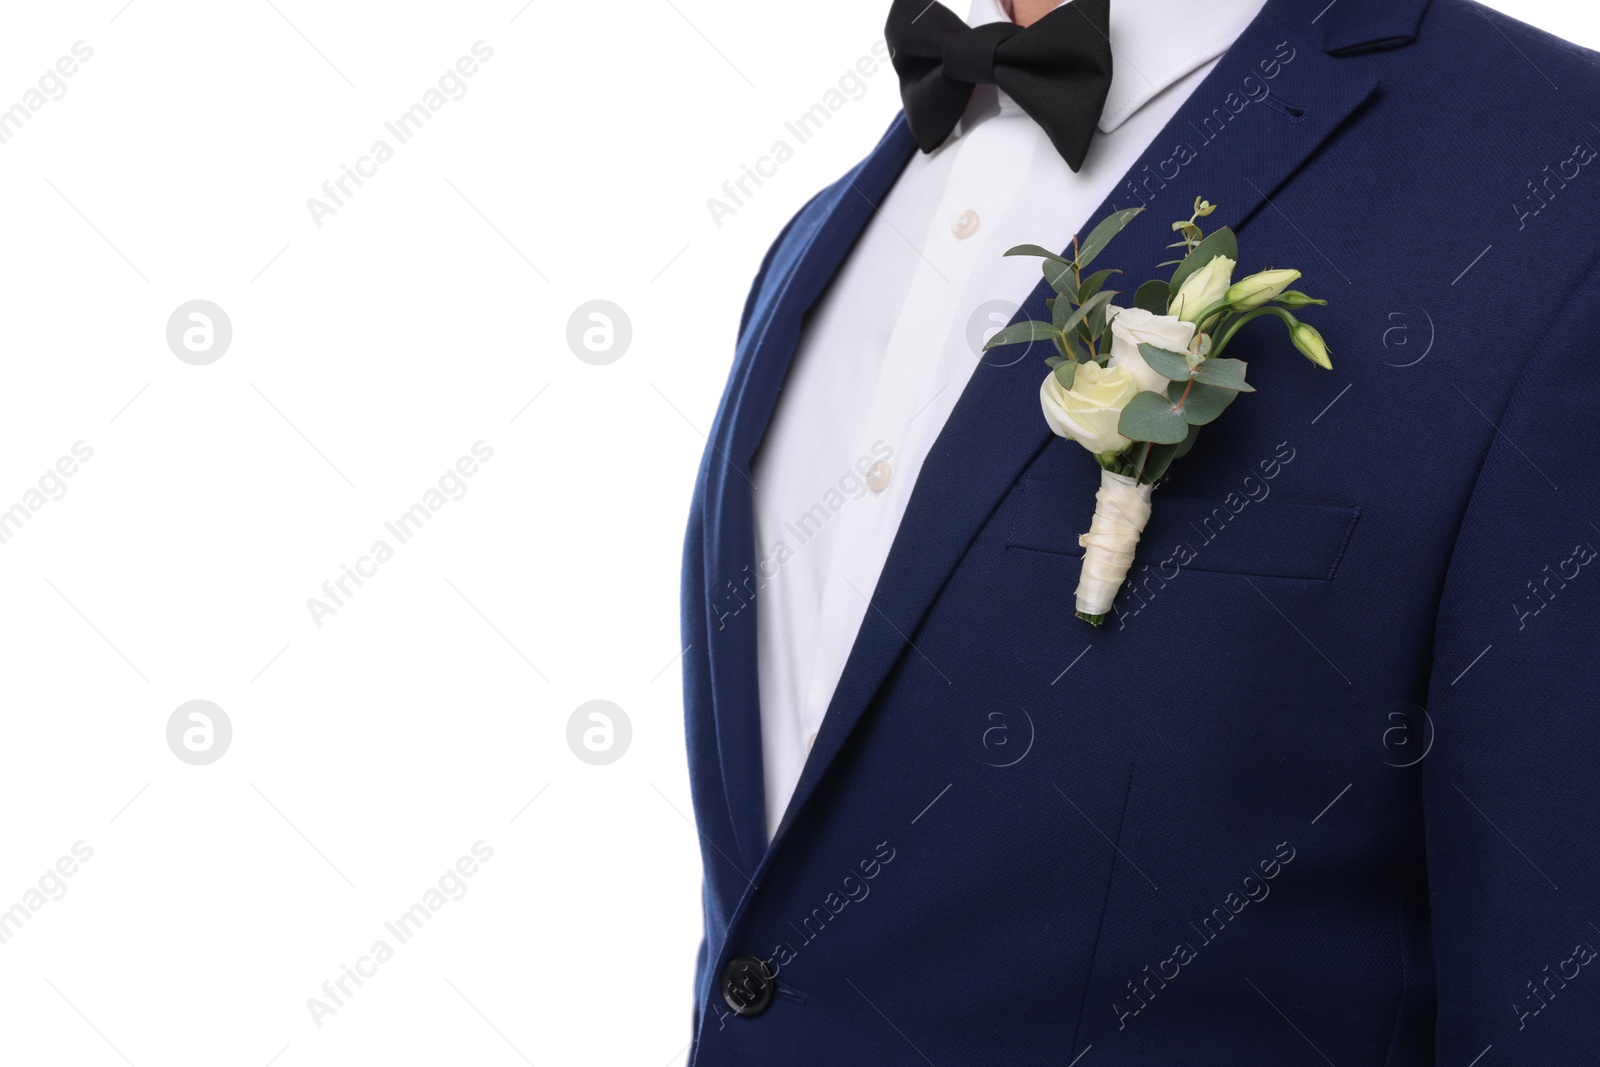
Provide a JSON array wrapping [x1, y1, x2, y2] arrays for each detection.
[[1043, 258, 1077, 295], [1053, 361, 1078, 389], [1168, 226, 1238, 298], [1053, 294, 1089, 333], [1136, 343, 1193, 381], [1136, 441, 1180, 483], [1004, 244, 1069, 263], [1077, 207, 1145, 271], [1168, 379, 1239, 425], [1086, 295, 1113, 342], [983, 319, 1060, 351], [1117, 442, 1149, 480], [1118, 390, 1190, 444], [1191, 356, 1255, 392], [1045, 354, 1069, 368], [1058, 290, 1116, 339], [1077, 268, 1120, 305], [1133, 279, 1170, 315], [1173, 422, 1202, 460], [1141, 423, 1203, 481]]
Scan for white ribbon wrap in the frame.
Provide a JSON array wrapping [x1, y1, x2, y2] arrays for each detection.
[[1075, 469, 1154, 616]]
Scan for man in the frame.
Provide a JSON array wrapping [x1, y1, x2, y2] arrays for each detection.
[[681, 0, 1600, 1061]]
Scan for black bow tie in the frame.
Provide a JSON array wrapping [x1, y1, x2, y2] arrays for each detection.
[[884, 0, 1113, 171]]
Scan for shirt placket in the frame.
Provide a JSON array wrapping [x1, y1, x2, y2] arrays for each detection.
[[799, 111, 1036, 746]]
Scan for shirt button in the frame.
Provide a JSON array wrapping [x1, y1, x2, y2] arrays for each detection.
[[952, 209, 980, 238], [806, 731, 818, 753], [865, 460, 893, 492]]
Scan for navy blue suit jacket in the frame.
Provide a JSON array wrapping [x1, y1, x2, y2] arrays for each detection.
[[681, 0, 1600, 1061]]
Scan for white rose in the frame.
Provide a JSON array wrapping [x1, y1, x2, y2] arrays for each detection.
[[1039, 362, 1140, 456], [1169, 254, 1236, 323], [1105, 306, 1195, 394]]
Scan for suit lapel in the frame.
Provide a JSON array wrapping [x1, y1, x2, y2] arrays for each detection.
[[702, 118, 919, 872], [770, 1, 1383, 843]]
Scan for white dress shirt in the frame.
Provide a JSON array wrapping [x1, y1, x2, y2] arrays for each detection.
[[751, 0, 1269, 841]]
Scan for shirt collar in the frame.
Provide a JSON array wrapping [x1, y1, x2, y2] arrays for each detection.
[[963, 0, 1269, 134]]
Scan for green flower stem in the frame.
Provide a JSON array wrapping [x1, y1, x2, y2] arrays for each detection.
[[1189, 298, 1234, 336], [1210, 304, 1299, 357]]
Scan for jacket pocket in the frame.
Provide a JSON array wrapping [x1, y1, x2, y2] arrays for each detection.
[[1006, 477, 1360, 581]]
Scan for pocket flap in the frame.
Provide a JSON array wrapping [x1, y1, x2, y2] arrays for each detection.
[[1006, 478, 1360, 580]]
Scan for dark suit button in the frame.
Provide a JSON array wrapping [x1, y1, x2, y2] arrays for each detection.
[[721, 954, 774, 1016]]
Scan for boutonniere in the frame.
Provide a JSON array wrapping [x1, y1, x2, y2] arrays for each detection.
[[985, 198, 1331, 627]]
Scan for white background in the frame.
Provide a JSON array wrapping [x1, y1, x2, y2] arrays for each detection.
[[0, 1, 1591, 1064]]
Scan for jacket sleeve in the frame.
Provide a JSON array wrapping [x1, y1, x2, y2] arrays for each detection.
[[1423, 259, 1600, 1060], [683, 185, 828, 1038]]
